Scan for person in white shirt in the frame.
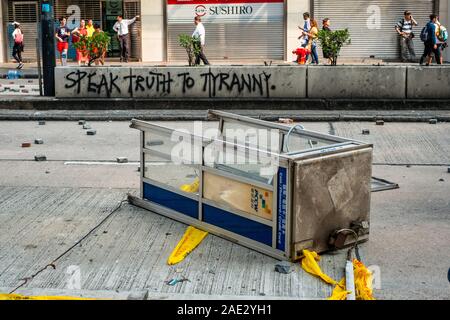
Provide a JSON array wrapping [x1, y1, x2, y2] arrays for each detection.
[[113, 15, 139, 63], [11, 22, 24, 69], [192, 16, 209, 65]]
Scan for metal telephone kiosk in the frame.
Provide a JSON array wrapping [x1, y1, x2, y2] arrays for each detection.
[[129, 110, 374, 261]]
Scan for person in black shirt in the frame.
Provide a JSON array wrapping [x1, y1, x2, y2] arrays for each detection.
[[322, 18, 332, 64], [55, 17, 72, 66]]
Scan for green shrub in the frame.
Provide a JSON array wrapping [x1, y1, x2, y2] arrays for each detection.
[[178, 34, 201, 66], [73, 31, 111, 66], [317, 29, 351, 65]]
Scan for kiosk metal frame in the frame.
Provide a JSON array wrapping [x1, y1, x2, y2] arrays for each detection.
[[129, 110, 374, 261]]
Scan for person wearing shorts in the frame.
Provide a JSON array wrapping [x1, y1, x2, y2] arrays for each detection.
[[55, 17, 71, 66]]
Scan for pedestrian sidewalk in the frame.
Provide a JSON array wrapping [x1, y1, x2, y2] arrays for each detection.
[[2, 57, 444, 73]]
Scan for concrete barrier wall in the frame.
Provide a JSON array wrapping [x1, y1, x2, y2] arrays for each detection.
[[407, 66, 450, 99], [307, 66, 407, 99], [55, 65, 450, 99], [55, 66, 307, 99]]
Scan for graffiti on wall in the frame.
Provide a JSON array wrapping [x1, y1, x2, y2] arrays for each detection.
[[62, 68, 277, 98]]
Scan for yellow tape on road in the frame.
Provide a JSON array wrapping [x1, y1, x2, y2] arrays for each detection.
[[300, 249, 376, 300], [0, 293, 94, 300], [167, 226, 208, 265]]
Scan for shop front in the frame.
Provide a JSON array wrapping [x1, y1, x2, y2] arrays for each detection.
[[166, 0, 286, 61], [1, 0, 141, 62], [311, 0, 436, 59]]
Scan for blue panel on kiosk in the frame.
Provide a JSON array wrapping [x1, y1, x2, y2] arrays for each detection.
[[276, 167, 287, 251], [202, 204, 272, 247], [143, 182, 198, 219]]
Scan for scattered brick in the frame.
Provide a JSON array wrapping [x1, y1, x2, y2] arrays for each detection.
[[116, 157, 128, 163], [34, 154, 47, 161]]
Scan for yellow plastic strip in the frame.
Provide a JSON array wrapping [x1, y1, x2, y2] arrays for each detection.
[[353, 259, 375, 300], [180, 178, 200, 193], [301, 249, 339, 286], [327, 259, 376, 300], [167, 226, 208, 265], [328, 278, 350, 300], [0, 293, 95, 300]]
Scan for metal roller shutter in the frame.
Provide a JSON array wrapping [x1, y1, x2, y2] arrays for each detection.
[[167, 0, 285, 61], [312, 0, 435, 59], [54, 0, 102, 23], [124, 0, 141, 61]]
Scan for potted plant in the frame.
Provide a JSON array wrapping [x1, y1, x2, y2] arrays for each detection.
[[178, 34, 201, 66], [317, 29, 351, 65], [73, 31, 111, 66]]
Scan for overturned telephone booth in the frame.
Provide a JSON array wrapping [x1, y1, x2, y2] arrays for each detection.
[[129, 110, 376, 261]]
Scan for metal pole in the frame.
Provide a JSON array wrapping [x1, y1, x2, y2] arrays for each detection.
[[36, 37, 43, 96], [40, 0, 55, 96]]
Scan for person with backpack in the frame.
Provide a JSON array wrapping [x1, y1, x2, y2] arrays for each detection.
[[11, 22, 24, 69], [420, 14, 441, 65], [395, 11, 418, 62], [426, 17, 448, 65]]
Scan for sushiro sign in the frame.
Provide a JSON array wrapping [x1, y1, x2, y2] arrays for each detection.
[[166, 0, 284, 23]]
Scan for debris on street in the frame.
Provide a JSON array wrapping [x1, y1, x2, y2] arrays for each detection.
[[275, 261, 293, 274], [34, 154, 47, 161], [167, 226, 208, 265]]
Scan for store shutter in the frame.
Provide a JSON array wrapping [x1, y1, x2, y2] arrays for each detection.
[[167, 1, 285, 61], [124, 0, 141, 61], [7, 1, 39, 62], [312, 0, 435, 59], [54, 0, 102, 24]]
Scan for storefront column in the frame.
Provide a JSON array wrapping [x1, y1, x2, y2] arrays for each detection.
[[0, 0, 5, 63], [440, 0, 450, 62], [286, 0, 310, 61], [141, 0, 165, 62]]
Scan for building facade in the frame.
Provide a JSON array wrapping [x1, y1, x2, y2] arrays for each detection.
[[1, 0, 449, 63]]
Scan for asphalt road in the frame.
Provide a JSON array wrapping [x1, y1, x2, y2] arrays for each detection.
[[0, 120, 449, 300]]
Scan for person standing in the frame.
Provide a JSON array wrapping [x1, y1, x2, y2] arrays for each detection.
[[306, 19, 319, 64], [322, 18, 332, 64], [420, 14, 441, 65], [11, 22, 24, 69], [298, 12, 312, 62], [86, 19, 95, 38], [92, 24, 107, 66], [55, 17, 71, 66], [427, 17, 447, 65], [395, 11, 418, 62], [71, 19, 88, 66], [192, 16, 209, 65], [299, 12, 311, 47], [113, 15, 139, 63]]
